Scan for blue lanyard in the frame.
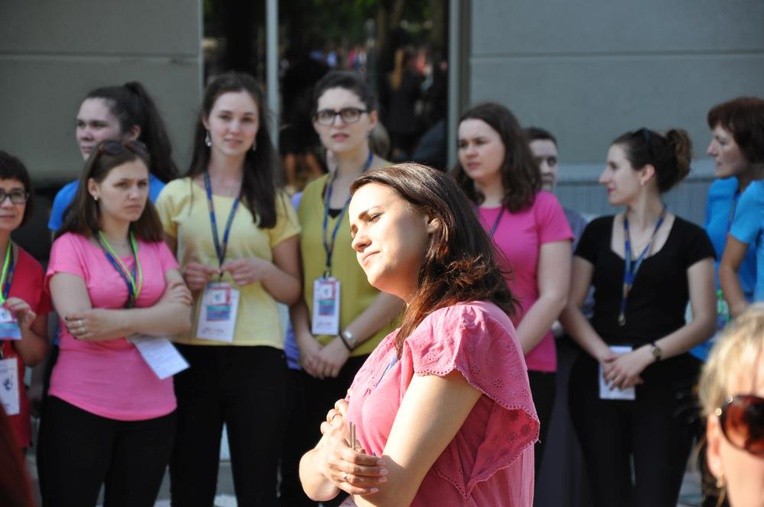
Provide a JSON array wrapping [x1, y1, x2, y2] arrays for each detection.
[[0, 243, 15, 304], [204, 173, 241, 270], [727, 189, 741, 233], [618, 206, 667, 326], [321, 151, 374, 276], [97, 232, 142, 308], [488, 207, 506, 237]]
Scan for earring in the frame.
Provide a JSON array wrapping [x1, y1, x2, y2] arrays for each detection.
[[93, 195, 99, 202], [205, 131, 212, 147]]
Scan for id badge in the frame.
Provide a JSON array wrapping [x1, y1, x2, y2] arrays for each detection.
[[0, 307, 21, 341], [0, 357, 20, 416], [598, 346, 636, 401], [197, 282, 240, 342], [311, 277, 341, 336]]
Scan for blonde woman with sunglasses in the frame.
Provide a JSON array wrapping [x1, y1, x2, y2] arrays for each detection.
[[699, 305, 764, 507]]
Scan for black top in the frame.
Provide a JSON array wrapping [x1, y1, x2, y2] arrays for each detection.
[[575, 215, 715, 382]]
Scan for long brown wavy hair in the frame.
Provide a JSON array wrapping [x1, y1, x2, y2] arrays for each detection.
[[453, 102, 541, 212], [351, 163, 516, 355]]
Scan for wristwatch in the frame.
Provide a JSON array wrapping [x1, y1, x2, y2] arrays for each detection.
[[340, 329, 358, 350], [650, 342, 663, 362]]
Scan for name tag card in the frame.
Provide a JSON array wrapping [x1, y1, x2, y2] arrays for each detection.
[[312, 277, 341, 336], [0, 308, 21, 341], [197, 282, 240, 343], [0, 358, 19, 415], [130, 335, 190, 380], [599, 345, 636, 401]]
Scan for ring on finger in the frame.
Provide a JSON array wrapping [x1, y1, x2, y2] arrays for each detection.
[[342, 472, 349, 482]]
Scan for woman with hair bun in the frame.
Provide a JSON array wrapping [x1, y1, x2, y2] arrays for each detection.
[[48, 81, 179, 233], [560, 128, 717, 506]]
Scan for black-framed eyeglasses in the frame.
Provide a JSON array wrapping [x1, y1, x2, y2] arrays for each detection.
[[314, 107, 368, 125], [96, 140, 149, 158], [0, 189, 30, 205], [715, 394, 764, 455]]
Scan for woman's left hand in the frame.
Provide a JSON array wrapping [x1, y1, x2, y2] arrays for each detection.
[[315, 417, 387, 496], [64, 309, 110, 340], [602, 347, 651, 390], [315, 338, 351, 379], [5, 297, 36, 329], [221, 258, 273, 286]]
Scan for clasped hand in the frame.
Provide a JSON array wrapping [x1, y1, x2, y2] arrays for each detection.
[[317, 400, 388, 497], [600, 348, 649, 390], [183, 259, 272, 290]]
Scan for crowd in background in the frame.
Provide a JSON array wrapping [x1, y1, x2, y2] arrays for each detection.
[[0, 57, 762, 507]]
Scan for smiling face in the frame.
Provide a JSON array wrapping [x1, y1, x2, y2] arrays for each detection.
[[706, 353, 764, 507], [349, 183, 432, 302], [203, 90, 259, 158], [707, 124, 751, 179], [76, 98, 129, 160], [530, 139, 559, 192], [0, 179, 28, 233], [88, 159, 150, 227], [457, 118, 506, 189], [313, 87, 376, 156]]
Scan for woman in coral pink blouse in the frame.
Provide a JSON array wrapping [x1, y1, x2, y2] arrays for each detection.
[[299, 163, 539, 506]]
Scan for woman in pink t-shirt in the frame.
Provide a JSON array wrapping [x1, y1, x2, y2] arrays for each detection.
[[299, 163, 539, 506], [453, 102, 573, 473], [37, 140, 192, 507]]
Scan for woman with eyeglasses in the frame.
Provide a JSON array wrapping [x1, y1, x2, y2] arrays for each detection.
[[37, 140, 192, 506], [155, 72, 301, 506], [0, 151, 49, 451], [453, 102, 573, 476], [48, 82, 179, 234], [284, 71, 403, 506], [560, 128, 717, 506], [699, 305, 764, 507]]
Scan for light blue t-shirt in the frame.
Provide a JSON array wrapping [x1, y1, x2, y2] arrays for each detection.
[[730, 179, 764, 302], [48, 174, 166, 232]]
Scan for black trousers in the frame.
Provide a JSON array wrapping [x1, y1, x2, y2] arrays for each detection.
[[569, 356, 698, 507], [170, 345, 290, 507], [37, 396, 175, 507], [528, 369, 556, 475], [279, 355, 368, 507]]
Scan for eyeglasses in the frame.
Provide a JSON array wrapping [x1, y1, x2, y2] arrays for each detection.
[[0, 189, 30, 204], [96, 140, 149, 158], [314, 108, 368, 125], [715, 394, 764, 455]]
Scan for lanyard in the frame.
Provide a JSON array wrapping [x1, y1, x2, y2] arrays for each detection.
[[97, 231, 142, 308], [204, 172, 241, 270], [0, 242, 15, 305], [321, 151, 374, 276], [618, 206, 666, 326], [488, 206, 506, 237], [727, 189, 741, 233]]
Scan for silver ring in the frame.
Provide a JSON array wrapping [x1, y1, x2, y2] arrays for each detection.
[[342, 472, 348, 482]]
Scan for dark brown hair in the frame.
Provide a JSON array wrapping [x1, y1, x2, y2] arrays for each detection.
[[187, 72, 282, 228], [453, 102, 541, 212], [351, 163, 516, 355], [0, 150, 34, 227], [57, 141, 164, 242], [85, 82, 179, 182], [707, 96, 764, 165], [612, 128, 692, 193]]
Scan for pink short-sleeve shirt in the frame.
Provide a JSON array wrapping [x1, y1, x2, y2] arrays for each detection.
[[46, 233, 179, 421], [478, 192, 573, 371], [343, 301, 539, 506]]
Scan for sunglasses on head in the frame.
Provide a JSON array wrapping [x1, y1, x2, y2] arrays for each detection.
[[96, 140, 148, 158], [715, 394, 764, 455]]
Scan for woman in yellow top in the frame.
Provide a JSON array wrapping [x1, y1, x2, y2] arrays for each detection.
[[155, 72, 301, 506], [285, 71, 404, 507]]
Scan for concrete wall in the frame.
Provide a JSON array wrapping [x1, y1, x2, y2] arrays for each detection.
[[467, 0, 764, 224], [0, 1, 202, 187]]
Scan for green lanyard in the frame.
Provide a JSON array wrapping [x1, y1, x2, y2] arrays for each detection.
[[97, 231, 143, 308], [0, 242, 15, 305]]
